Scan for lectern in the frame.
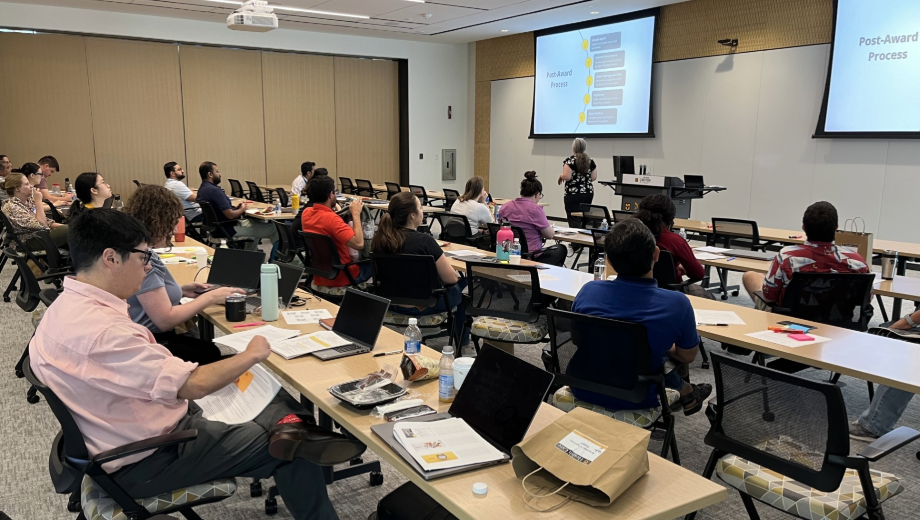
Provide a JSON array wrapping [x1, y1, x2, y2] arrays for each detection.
[[599, 174, 726, 219]]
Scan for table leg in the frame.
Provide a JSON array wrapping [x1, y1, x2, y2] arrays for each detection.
[[892, 257, 909, 318], [199, 314, 214, 342], [876, 294, 890, 324]]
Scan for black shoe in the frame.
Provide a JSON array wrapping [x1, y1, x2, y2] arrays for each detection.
[[269, 422, 367, 465]]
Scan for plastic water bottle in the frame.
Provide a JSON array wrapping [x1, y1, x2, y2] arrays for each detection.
[[260, 264, 280, 321], [113, 195, 123, 211], [679, 228, 688, 242], [510, 238, 522, 264], [404, 318, 421, 354], [599, 218, 609, 232], [438, 344, 456, 403], [219, 239, 229, 249], [64, 177, 71, 193], [594, 252, 606, 280], [275, 200, 281, 214]]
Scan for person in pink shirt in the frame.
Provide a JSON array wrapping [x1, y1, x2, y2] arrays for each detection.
[[29, 209, 364, 520], [497, 171, 566, 265]]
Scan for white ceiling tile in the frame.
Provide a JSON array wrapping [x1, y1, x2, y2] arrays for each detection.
[[131, 0, 221, 12], [375, 3, 480, 25], [306, 0, 416, 17], [433, 0, 529, 9]]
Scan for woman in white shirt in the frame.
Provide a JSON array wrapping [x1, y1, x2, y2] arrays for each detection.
[[450, 176, 494, 235]]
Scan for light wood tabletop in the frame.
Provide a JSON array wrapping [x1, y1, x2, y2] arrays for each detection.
[[163, 241, 727, 520], [368, 202, 445, 214], [260, 183, 290, 192], [230, 198, 296, 221]]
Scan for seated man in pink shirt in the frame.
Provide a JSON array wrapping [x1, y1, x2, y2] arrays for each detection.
[[29, 209, 364, 520]]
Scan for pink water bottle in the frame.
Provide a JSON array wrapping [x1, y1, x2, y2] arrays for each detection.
[[496, 222, 513, 262]]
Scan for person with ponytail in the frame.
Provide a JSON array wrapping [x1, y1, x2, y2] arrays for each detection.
[[373, 192, 469, 346], [635, 194, 710, 298], [558, 138, 598, 227]]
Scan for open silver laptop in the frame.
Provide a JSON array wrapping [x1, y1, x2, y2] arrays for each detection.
[[312, 288, 391, 361]]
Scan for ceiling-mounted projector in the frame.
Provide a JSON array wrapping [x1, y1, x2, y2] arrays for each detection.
[[227, 0, 278, 32]]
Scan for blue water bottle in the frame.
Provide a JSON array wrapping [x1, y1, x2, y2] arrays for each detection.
[[260, 264, 281, 321]]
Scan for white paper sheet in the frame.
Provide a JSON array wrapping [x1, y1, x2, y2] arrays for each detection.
[[694, 310, 746, 326], [271, 331, 351, 359], [745, 330, 832, 348], [393, 418, 505, 472], [194, 364, 281, 425], [160, 257, 191, 265], [281, 309, 333, 325], [444, 250, 486, 258], [506, 273, 560, 283], [179, 297, 195, 305], [695, 246, 732, 254], [154, 246, 208, 254], [694, 252, 724, 261], [213, 325, 300, 353], [553, 226, 582, 234]]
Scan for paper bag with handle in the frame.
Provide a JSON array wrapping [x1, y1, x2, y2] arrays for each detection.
[[835, 218, 874, 262], [511, 407, 650, 511]]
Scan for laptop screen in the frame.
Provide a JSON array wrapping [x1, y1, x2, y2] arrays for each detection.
[[275, 262, 305, 306], [207, 248, 264, 290], [448, 345, 554, 452], [332, 288, 390, 348], [684, 175, 704, 188]]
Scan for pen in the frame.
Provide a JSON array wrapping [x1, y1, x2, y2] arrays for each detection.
[[373, 350, 403, 357], [698, 323, 728, 326], [233, 321, 266, 328], [725, 257, 737, 262]]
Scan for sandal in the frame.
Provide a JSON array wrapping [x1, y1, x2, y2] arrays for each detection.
[[679, 383, 713, 416]]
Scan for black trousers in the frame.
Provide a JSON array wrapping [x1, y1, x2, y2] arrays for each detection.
[[154, 330, 223, 365], [563, 192, 594, 228]]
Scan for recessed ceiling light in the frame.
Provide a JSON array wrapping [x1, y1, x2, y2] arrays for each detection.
[[200, 0, 370, 19], [500, 29, 509, 32], [590, 11, 600, 15]]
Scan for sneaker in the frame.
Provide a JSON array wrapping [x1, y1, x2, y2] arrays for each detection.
[[848, 421, 880, 443]]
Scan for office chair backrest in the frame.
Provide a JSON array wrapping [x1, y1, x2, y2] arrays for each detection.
[[371, 253, 442, 308], [298, 231, 344, 281], [102, 196, 114, 209], [705, 353, 849, 492], [464, 261, 541, 323], [385, 182, 401, 200], [246, 181, 265, 203], [711, 217, 761, 250], [408, 185, 429, 205], [652, 248, 680, 289], [355, 179, 374, 197], [340, 177, 355, 195], [271, 221, 297, 263], [43, 199, 65, 224], [774, 272, 876, 331], [544, 308, 661, 406], [274, 188, 289, 208], [610, 210, 635, 223], [486, 222, 530, 254], [579, 204, 610, 229], [442, 189, 459, 211], [228, 179, 245, 199], [5, 247, 45, 312], [432, 213, 473, 244], [198, 201, 231, 240]]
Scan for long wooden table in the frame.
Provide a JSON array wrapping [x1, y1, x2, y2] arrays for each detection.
[[164, 238, 727, 520]]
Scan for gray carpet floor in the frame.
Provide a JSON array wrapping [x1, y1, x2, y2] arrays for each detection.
[[3, 241, 920, 520]]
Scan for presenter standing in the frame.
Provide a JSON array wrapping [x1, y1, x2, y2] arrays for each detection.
[[558, 138, 597, 228]]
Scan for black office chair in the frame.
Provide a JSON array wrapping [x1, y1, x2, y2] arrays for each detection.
[[372, 253, 457, 345], [298, 231, 369, 302], [43, 199, 66, 224], [339, 177, 357, 195], [198, 201, 255, 250], [462, 261, 548, 355], [184, 215, 204, 243], [610, 210, 636, 223], [542, 308, 681, 463], [274, 188, 289, 208], [579, 203, 611, 230], [0, 211, 69, 302], [271, 220, 306, 265], [384, 182, 401, 200], [354, 179, 383, 198], [442, 189, 460, 212], [408, 185, 433, 206], [653, 249, 711, 369], [586, 228, 608, 271], [228, 179, 246, 199], [3, 247, 67, 313], [685, 353, 919, 520], [22, 357, 237, 520], [246, 181, 265, 203], [707, 218, 767, 300], [486, 222, 529, 258], [432, 213, 478, 247]]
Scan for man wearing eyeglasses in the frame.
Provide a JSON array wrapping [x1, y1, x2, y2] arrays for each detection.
[[29, 209, 361, 520]]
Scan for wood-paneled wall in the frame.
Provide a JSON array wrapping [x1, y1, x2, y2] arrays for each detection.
[[474, 0, 834, 187], [0, 32, 400, 199]]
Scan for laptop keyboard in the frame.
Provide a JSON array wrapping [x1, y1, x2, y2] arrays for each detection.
[[334, 344, 362, 352], [245, 296, 261, 308]]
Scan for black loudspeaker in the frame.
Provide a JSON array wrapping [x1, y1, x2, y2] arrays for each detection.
[[613, 156, 635, 176]]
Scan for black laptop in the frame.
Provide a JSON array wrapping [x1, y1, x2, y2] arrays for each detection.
[[206, 248, 265, 292], [245, 262, 305, 312], [684, 175, 705, 189], [371, 345, 555, 479], [312, 288, 391, 361]]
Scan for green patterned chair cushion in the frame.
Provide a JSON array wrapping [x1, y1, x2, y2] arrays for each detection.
[[81, 475, 236, 520], [470, 316, 547, 343], [552, 386, 681, 429], [384, 311, 448, 327], [716, 454, 903, 520], [310, 282, 369, 296]]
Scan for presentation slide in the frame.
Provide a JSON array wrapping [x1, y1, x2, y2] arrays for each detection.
[[532, 14, 656, 137], [820, 0, 920, 134]]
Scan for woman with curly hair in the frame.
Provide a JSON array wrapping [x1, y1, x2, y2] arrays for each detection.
[[124, 185, 242, 364]]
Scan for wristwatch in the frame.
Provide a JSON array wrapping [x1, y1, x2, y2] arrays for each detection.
[[904, 313, 918, 328]]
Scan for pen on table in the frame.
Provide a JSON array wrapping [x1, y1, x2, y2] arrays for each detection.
[[373, 350, 403, 357], [725, 257, 737, 262], [233, 321, 266, 328], [698, 323, 729, 326]]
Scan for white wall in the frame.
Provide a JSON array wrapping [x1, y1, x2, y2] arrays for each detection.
[[0, 1, 471, 190], [489, 44, 920, 242]]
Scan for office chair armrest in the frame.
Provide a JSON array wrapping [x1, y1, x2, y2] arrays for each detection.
[[751, 290, 775, 307], [35, 271, 70, 283], [857, 426, 920, 462], [92, 429, 198, 466]]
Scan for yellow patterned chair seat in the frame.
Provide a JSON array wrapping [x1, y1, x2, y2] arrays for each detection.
[[81, 475, 236, 520], [552, 386, 681, 429], [716, 454, 903, 520], [384, 311, 449, 327], [470, 316, 547, 343], [310, 281, 369, 296]]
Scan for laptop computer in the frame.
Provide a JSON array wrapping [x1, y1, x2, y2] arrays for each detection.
[[723, 249, 776, 261], [245, 262, 305, 313], [372, 345, 554, 479], [684, 175, 705, 189], [312, 288, 391, 361], [206, 248, 265, 292]]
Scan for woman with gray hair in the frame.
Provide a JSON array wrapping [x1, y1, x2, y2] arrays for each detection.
[[558, 137, 597, 227]]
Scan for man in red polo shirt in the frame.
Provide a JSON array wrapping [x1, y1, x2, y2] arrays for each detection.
[[301, 175, 371, 287]]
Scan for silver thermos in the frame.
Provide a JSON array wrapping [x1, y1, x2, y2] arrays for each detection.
[[881, 250, 898, 280]]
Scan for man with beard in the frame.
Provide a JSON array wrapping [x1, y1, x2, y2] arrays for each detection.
[[164, 162, 202, 222], [196, 161, 278, 252]]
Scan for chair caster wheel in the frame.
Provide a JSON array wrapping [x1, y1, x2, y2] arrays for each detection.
[[762, 412, 775, 422], [369, 471, 384, 486], [721, 294, 728, 300], [250, 482, 263, 497], [15, 369, 23, 378], [3, 297, 9, 302], [27, 394, 40, 404], [916, 451, 920, 461], [702, 362, 710, 369], [68, 500, 82, 513], [731, 290, 739, 297], [350, 458, 364, 466], [265, 498, 278, 515]]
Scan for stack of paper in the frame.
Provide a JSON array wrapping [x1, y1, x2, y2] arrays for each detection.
[[694, 252, 724, 261], [195, 364, 281, 424], [282, 309, 333, 325], [444, 250, 486, 259], [271, 331, 351, 360], [694, 246, 732, 254], [694, 310, 746, 326], [213, 325, 300, 353], [393, 418, 504, 471]]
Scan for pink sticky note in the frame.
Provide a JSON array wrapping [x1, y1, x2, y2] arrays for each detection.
[[788, 334, 814, 342]]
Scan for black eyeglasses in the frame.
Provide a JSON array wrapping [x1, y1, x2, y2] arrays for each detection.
[[127, 248, 153, 266]]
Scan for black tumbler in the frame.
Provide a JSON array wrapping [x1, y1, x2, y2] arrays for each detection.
[[225, 295, 246, 322]]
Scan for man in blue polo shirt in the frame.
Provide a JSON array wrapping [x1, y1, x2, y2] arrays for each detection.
[[196, 161, 278, 252], [570, 218, 712, 415]]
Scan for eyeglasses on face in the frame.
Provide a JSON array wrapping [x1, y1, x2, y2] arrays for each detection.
[[127, 248, 153, 266]]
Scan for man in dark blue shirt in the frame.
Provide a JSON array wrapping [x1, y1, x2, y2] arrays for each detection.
[[196, 161, 278, 252], [570, 218, 712, 415]]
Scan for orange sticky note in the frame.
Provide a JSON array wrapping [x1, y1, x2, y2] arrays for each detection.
[[234, 371, 254, 392]]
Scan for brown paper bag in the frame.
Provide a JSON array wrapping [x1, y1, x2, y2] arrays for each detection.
[[511, 407, 650, 511], [836, 218, 874, 262]]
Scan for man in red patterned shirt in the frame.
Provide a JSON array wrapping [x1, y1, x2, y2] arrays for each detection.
[[742, 201, 869, 310]]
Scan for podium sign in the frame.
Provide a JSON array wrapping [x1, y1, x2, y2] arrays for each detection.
[[621, 175, 666, 187]]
